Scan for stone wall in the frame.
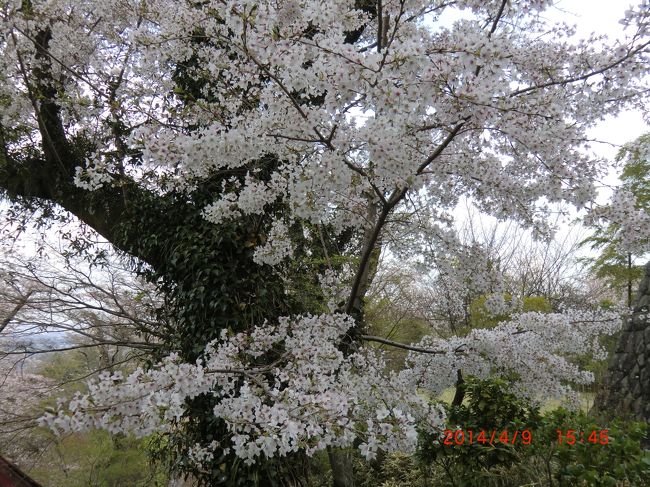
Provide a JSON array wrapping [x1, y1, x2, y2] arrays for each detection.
[[594, 262, 650, 443]]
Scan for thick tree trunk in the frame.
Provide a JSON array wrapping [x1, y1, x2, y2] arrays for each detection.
[[2, 9, 383, 485], [593, 261, 650, 446], [0, 26, 300, 486]]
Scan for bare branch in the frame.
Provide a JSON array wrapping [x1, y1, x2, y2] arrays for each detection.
[[0, 290, 33, 334], [361, 334, 467, 355]]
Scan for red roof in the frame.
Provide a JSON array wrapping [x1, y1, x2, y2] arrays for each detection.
[[0, 456, 44, 487]]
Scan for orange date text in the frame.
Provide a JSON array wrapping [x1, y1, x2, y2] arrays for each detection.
[[442, 429, 533, 446], [556, 429, 608, 445]]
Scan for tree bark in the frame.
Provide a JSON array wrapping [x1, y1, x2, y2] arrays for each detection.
[[328, 448, 356, 487], [0, 25, 300, 486], [627, 252, 633, 308], [451, 370, 466, 407]]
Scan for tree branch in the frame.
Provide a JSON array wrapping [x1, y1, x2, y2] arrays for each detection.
[[0, 291, 33, 334], [361, 334, 467, 355]]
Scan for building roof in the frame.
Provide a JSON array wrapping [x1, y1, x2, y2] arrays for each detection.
[[0, 455, 44, 487]]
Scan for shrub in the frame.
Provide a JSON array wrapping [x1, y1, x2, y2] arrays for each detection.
[[536, 409, 650, 486], [417, 376, 649, 486], [418, 376, 542, 486]]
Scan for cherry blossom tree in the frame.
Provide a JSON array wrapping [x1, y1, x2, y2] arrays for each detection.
[[1, 0, 649, 485], [0, 360, 53, 463], [366, 214, 604, 343], [0, 241, 163, 468], [0, 245, 162, 360], [583, 133, 650, 307]]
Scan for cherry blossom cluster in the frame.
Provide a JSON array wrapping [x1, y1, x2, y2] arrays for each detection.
[[400, 308, 623, 406], [0, 361, 54, 461], [40, 306, 622, 466], [318, 268, 352, 313], [2, 0, 648, 264], [252, 220, 294, 266], [415, 233, 510, 323], [40, 313, 446, 465], [72, 153, 115, 191]]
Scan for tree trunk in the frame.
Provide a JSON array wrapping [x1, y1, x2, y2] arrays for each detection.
[[593, 261, 650, 446], [451, 370, 465, 407], [328, 448, 355, 487]]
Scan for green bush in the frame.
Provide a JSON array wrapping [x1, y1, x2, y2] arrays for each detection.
[[416, 377, 649, 487], [418, 376, 543, 486], [536, 409, 650, 486]]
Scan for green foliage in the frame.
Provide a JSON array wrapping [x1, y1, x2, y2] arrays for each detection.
[[581, 133, 650, 306], [14, 349, 168, 486], [365, 297, 431, 370], [419, 376, 543, 485], [580, 235, 641, 306], [538, 409, 650, 487], [36, 349, 90, 384], [115, 184, 295, 361], [373, 325, 432, 366], [414, 377, 649, 487], [355, 452, 427, 487], [28, 430, 168, 487], [521, 296, 554, 314], [598, 298, 617, 310], [619, 133, 650, 206], [469, 294, 552, 329]]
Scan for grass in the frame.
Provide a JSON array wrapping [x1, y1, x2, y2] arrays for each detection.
[[438, 387, 596, 414]]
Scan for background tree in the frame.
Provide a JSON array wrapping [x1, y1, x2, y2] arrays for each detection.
[[367, 212, 600, 338], [0, 238, 174, 485], [582, 133, 650, 307], [590, 134, 650, 442]]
